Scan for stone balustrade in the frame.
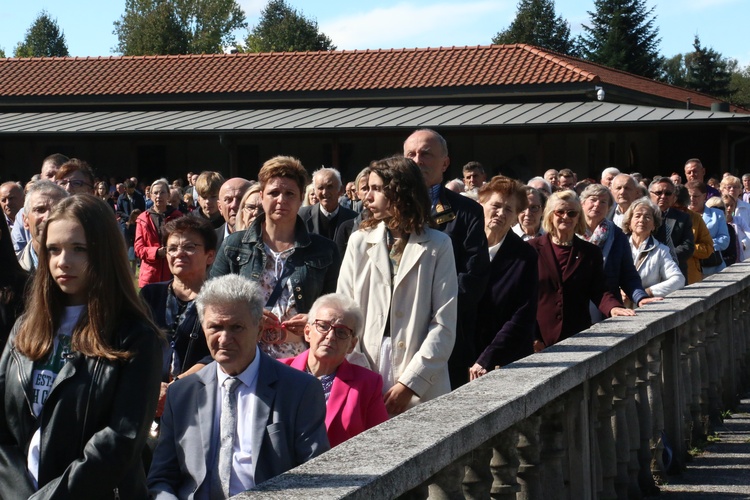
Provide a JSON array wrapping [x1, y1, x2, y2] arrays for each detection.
[[235, 262, 750, 500]]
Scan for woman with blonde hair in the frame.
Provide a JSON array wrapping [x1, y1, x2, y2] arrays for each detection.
[[235, 183, 263, 231], [528, 190, 634, 350]]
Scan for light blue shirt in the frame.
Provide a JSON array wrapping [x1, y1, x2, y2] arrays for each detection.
[[701, 206, 730, 275]]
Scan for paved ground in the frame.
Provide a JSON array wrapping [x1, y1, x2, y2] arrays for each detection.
[[656, 396, 750, 499]]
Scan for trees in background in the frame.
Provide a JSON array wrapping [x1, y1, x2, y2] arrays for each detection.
[[14, 11, 69, 58], [244, 0, 335, 53], [113, 0, 245, 55], [492, 0, 575, 55], [492, 0, 575, 56], [578, 0, 662, 79]]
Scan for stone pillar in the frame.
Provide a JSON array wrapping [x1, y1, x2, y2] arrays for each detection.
[[516, 415, 543, 500], [703, 305, 723, 429], [490, 428, 520, 500], [635, 347, 658, 496], [595, 370, 617, 500], [689, 314, 707, 442], [540, 400, 566, 500], [646, 338, 666, 483], [677, 323, 694, 455], [462, 445, 492, 500]]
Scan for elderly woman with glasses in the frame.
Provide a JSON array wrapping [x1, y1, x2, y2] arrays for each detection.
[[528, 190, 634, 351], [280, 293, 388, 447], [578, 184, 657, 321], [512, 186, 547, 241]]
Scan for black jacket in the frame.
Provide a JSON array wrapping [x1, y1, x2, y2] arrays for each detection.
[[0, 317, 162, 499], [140, 281, 212, 382]]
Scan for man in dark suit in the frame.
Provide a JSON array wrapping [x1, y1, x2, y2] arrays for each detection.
[[148, 274, 329, 498], [216, 177, 252, 248], [649, 177, 695, 279], [403, 129, 490, 388], [298, 167, 357, 241]]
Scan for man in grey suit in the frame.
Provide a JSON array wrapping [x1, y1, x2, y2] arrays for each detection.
[[148, 274, 329, 499], [298, 167, 357, 241]]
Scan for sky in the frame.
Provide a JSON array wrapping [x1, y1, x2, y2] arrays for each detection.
[[0, 0, 748, 67]]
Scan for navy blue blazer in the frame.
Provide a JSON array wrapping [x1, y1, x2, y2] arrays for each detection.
[[475, 230, 538, 369]]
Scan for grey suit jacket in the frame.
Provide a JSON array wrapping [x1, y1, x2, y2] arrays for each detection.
[[298, 203, 357, 240], [148, 351, 330, 499]]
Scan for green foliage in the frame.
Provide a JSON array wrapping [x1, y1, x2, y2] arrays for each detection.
[[730, 63, 750, 108], [492, 0, 575, 56], [579, 0, 662, 79], [114, 0, 189, 55], [245, 0, 335, 53], [685, 36, 731, 98], [0, 48, 5, 58], [658, 36, 734, 102], [14, 11, 69, 58], [114, 0, 246, 55]]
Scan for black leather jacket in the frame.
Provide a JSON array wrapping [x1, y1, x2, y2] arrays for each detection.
[[0, 317, 162, 499]]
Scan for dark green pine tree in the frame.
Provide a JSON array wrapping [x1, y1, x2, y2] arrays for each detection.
[[14, 11, 69, 58], [245, 0, 335, 53], [579, 0, 662, 79], [685, 36, 732, 99], [492, 0, 575, 55]]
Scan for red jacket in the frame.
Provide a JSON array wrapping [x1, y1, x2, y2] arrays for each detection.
[[134, 209, 182, 288], [279, 350, 389, 447]]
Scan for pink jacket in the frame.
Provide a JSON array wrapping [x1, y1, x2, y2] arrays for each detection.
[[134, 209, 182, 288], [280, 350, 389, 447]]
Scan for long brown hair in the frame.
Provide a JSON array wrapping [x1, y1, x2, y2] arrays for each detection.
[[360, 156, 434, 235], [16, 195, 159, 361]]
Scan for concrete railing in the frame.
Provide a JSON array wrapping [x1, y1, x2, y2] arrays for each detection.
[[237, 262, 750, 500]]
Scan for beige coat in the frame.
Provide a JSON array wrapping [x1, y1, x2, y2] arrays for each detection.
[[337, 222, 457, 407]]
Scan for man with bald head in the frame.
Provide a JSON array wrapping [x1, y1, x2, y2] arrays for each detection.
[[298, 167, 357, 241], [216, 177, 252, 247], [403, 128, 489, 388], [610, 174, 640, 228]]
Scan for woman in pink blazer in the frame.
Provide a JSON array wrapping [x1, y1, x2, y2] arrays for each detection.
[[280, 293, 388, 447]]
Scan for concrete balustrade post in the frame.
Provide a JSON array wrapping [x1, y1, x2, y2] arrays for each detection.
[[635, 348, 658, 496], [677, 323, 694, 455], [489, 428, 521, 500], [611, 362, 631, 500], [661, 327, 687, 473], [564, 383, 592, 500], [703, 305, 722, 429], [622, 357, 642, 499], [595, 370, 617, 500], [689, 314, 707, 441], [646, 338, 666, 483], [718, 297, 735, 408], [516, 415, 542, 500], [462, 445, 492, 500], [540, 400, 566, 500]]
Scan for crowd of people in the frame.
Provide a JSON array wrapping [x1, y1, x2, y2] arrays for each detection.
[[0, 132, 745, 498]]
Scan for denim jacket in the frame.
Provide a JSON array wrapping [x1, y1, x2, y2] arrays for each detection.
[[210, 216, 341, 313]]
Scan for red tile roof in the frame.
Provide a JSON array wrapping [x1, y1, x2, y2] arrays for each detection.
[[0, 44, 734, 110]]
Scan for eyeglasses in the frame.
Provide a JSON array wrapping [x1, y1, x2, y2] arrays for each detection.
[[243, 204, 261, 213], [56, 179, 92, 189], [313, 319, 354, 340], [650, 190, 674, 197], [523, 204, 541, 213], [166, 243, 203, 256], [554, 209, 579, 219]]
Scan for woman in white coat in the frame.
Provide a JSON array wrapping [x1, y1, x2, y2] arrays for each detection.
[[337, 156, 457, 415], [623, 198, 685, 299]]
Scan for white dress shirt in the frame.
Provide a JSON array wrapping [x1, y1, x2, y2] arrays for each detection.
[[212, 347, 261, 495]]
